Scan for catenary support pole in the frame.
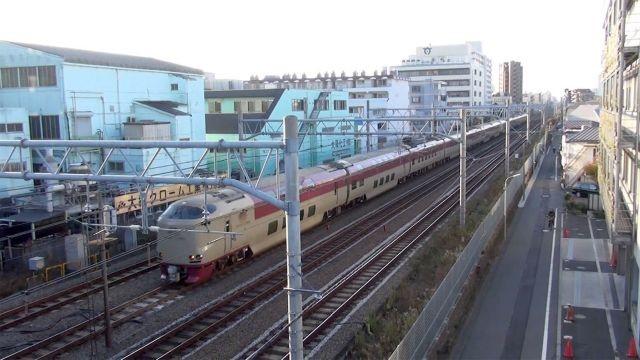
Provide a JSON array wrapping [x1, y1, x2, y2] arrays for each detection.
[[459, 110, 467, 236], [98, 185, 112, 348], [505, 106, 511, 177], [283, 115, 303, 360], [526, 103, 530, 144]]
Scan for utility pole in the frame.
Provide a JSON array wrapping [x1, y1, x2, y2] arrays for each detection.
[[283, 115, 303, 360], [526, 103, 530, 144], [505, 105, 511, 177], [614, 0, 627, 235], [365, 100, 371, 152], [459, 109, 467, 236]]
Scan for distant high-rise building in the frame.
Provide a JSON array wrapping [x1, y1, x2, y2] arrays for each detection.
[[498, 61, 523, 104], [391, 41, 492, 107]]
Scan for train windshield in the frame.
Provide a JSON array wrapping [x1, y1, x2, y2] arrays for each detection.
[[163, 203, 216, 220]]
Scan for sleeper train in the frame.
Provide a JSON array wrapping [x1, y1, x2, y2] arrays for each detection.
[[157, 118, 523, 283]]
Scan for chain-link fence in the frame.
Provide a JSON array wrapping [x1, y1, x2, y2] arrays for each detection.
[[389, 138, 546, 360]]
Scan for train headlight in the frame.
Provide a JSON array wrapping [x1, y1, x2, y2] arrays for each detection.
[[188, 254, 203, 263]]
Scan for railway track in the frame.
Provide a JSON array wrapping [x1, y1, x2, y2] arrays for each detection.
[[243, 132, 509, 359], [118, 130, 530, 360], [3, 285, 189, 360], [1, 120, 538, 359], [0, 258, 159, 331]]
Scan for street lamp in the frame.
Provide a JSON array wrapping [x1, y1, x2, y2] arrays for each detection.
[[504, 173, 522, 242]]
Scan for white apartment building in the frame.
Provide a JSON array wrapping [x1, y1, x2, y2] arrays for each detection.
[[391, 41, 493, 107]]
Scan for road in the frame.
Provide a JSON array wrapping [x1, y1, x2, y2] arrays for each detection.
[[451, 132, 563, 359]]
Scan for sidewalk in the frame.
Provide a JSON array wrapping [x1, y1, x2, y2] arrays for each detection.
[[558, 211, 631, 358], [452, 135, 564, 359]]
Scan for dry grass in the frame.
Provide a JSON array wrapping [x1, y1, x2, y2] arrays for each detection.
[[348, 170, 505, 359]]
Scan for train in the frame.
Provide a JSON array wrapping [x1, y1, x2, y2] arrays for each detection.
[[157, 117, 524, 283]]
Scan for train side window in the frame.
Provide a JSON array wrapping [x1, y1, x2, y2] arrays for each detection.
[[300, 209, 304, 221], [380, 177, 384, 185], [391, 173, 395, 181], [374, 179, 378, 188], [386, 175, 390, 183], [282, 217, 286, 229], [308, 205, 316, 217], [359, 179, 364, 186], [225, 220, 230, 232], [351, 182, 357, 190], [267, 220, 278, 235]]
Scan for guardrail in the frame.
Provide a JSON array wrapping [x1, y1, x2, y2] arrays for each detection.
[[389, 135, 547, 359]]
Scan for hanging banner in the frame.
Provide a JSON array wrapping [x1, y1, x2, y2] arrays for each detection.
[[114, 184, 203, 214]]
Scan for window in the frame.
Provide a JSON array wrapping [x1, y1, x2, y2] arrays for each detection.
[[292, 99, 305, 111], [299, 209, 304, 221], [0, 68, 19, 88], [443, 79, 470, 87], [411, 85, 421, 93], [171, 83, 179, 91], [473, 80, 477, 86], [447, 91, 470, 98], [282, 217, 286, 229], [108, 161, 125, 172], [19, 67, 38, 87], [267, 220, 278, 235], [391, 173, 395, 181], [386, 175, 390, 183], [398, 68, 469, 77], [7, 123, 23, 132], [0, 123, 23, 133], [352, 182, 357, 190], [37, 66, 56, 86], [474, 69, 477, 75], [164, 203, 216, 220], [247, 101, 256, 113], [359, 179, 364, 187], [29, 115, 60, 140], [374, 179, 378, 188], [380, 177, 384, 185], [334, 100, 346, 110], [411, 96, 421, 104], [314, 99, 328, 111], [225, 220, 231, 232], [234, 101, 241, 113], [261, 100, 272, 112], [214, 101, 222, 113], [308, 205, 316, 217], [3, 162, 26, 172]]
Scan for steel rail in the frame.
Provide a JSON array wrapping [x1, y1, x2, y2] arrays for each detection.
[[0, 258, 159, 331]]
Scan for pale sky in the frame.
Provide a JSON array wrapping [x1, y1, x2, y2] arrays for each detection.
[[2, 0, 607, 98]]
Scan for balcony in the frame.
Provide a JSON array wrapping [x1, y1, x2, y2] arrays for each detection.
[[123, 121, 171, 141]]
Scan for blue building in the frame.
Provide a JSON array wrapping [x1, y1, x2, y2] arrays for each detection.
[[0, 41, 205, 189], [204, 89, 355, 176], [0, 108, 32, 198]]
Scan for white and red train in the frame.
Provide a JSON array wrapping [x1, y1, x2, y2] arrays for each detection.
[[157, 118, 520, 283]]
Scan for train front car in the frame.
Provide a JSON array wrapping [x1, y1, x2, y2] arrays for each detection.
[[156, 190, 253, 284]]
